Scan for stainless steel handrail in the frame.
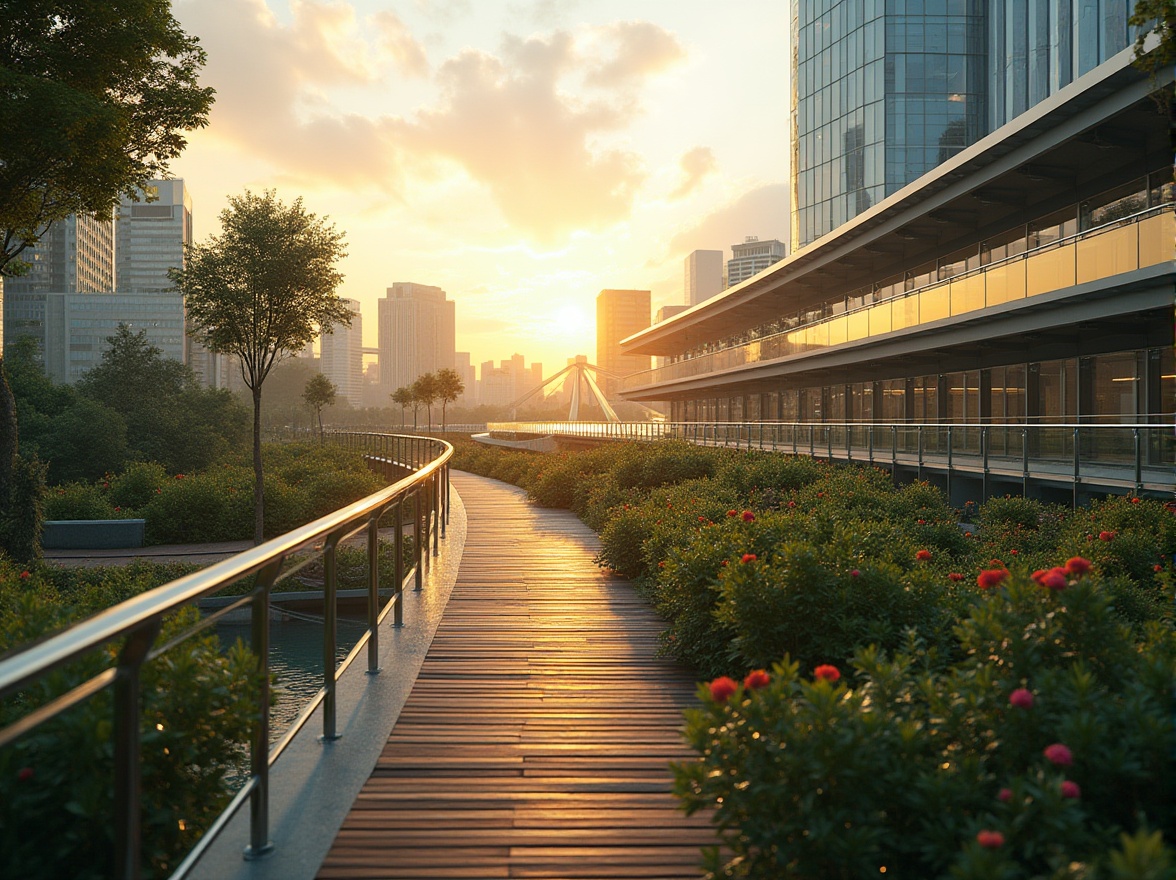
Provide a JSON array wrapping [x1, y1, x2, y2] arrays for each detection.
[[0, 432, 453, 880]]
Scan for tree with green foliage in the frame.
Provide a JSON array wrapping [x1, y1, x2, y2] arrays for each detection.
[[434, 367, 464, 430], [0, 0, 215, 275], [391, 386, 413, 427], [170, 190, 351, 543], [76, 325, 248, 474], [302, 373, 337, 443], [413, 373, 439, 431]]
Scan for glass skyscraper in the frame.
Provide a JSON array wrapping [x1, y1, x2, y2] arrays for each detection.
[[791, 0, 1135, 249]]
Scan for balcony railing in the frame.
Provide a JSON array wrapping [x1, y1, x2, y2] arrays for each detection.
[[0, 432, 452, 880], [486, 420, 1175, 501], [622, 204, 1174, 392]]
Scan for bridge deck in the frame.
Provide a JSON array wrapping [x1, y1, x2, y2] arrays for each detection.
[[316, 472, 717, 880]]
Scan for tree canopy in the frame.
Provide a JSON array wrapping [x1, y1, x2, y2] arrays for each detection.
[[0, 0, 215, 274], [170, 189, 350, 542], [433, 368, 465, 430], [302, 373, 337, 442]]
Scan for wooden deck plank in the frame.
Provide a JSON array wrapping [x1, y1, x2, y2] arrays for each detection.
[[316, 472, 715, 880]]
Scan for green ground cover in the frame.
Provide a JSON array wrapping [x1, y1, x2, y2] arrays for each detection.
[[453, 439, 1176, 877]]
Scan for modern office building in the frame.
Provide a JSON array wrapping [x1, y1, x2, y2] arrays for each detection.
[[319, 298, 363, 407], [596, 289, 651, 398], [116, 180, 191, 293], [619, 24, 1174, 500], [6, 212, 115, 295], [378, 282, 456, 397], [454, 351, 476, 406], [4, 291, 185, 384], [685, 250, 725, 306], [727, 237, 787, 287]]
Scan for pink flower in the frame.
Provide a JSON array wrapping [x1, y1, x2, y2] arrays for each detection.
[[743, 669, 770, 690], [741, 510, 755, 522], [976, 830, 1005, 849], [997, 788, 1013, 803], [709, 676, 738, 703], [741, 553, 757, 564], [787, 501, 797, 508], [916, 549, 932, 561], [16, 767, 33, 782], [1065, 557, 1091, 576], [977, 569, 1008, 589], [1098, 530, 1115, 541], [813, 664, 840, 683], [1009, 688, 1034, 708], [1044, 743, 1073, 766], [948, 572, 964, 581], [849, 569, 861, 578], [1060, 780, 1081, 799]]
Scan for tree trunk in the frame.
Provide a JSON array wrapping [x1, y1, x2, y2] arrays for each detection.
[[442, 402, 447, 431], [318, 407, 324, 444], [252, 384, 265, 545]]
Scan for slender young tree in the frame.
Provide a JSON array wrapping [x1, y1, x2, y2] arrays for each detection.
[[170, 190, 351, 543], [391, 386, 413, 427], [434, 368, 465, 430], [302, 373, 337, 443], [413, 373, 439, 431]]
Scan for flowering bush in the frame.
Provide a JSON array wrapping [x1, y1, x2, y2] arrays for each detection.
[[675, 566, 1176, 878]]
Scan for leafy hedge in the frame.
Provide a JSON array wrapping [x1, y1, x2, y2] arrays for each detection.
[[452, 439, 1176, 872]]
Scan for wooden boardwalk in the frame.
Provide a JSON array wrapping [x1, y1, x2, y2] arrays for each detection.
[[317, 472, 717, 880]]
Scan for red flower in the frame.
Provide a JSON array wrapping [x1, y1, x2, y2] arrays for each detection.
[[977, 569, 1008, 589], [102, 482, 110, 489], [1064, 557, 1091, 576], [743, 669, 770, 690], [817, 491, 825, 497], [114, 506, 121, 512], [741, 553, 757, 564], [1031, 567, 1068, 591], [18, 570, 30, 580], [915, 549, 932, 561], [964, 531, 973, 538], [175, 473, 185, 480], [1130, 497, 1141, 504], [1008, 688, 1034, 709], [948, 572, 964, 581], [997, 788, 1013, 803], [1060, 780, 1081, 799], [657, 561, 665, 569], [989, 559, 1005, 567], [976, 830, 1005, 849], [917, 518, 926, 525], [16, 767, 33, 782], [709, 676, 738, 703], [813, 664, 840, 683], [850, 569, 861, 577], [1044, 743, 1073, 766], [720, 560, 728, 567], [698, 516, 706, 522], [727, 509, 738, 517], [787, 501, 797, 509], [1098, 530, 1115, 541], [741, 510, 755, 522], [1010, 549, 1019, 556], [1155, 564, 1164, 572]]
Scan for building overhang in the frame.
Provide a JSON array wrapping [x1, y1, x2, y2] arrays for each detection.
[[621, 46, 1173, 358]]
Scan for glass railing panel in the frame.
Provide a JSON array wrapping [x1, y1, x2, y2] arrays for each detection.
[[1078, 426, 1136, 464], [1138, 211, 1174, 266], [1076, 224, 1138, 284], [891, 294, 919, 331], [828, 314, 849, 346], [869, 299, 892, 334], [1025, 242, 1076, 295], [847, 309, 870, 341], [949, 273, 985, 316], [949, 425, 983, 455], [1029, 425, 1073, 460], [985, 425, 1026, 459], [984, 260, 1026, 306], [919, 284, 950, 323]]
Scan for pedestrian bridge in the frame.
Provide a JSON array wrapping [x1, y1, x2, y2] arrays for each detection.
[[0, 435, 718, 880]]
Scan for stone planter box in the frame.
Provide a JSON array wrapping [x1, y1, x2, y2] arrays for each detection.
[[43, 519, 147, 550]]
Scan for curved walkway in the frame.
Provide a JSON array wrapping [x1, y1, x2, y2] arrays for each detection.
[[316, 471, 716, 880]]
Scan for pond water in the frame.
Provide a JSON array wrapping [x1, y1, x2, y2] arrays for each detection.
[[217, 613, 370, 742]]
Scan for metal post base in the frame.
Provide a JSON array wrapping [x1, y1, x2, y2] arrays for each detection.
[[243, 842, 275, 861]]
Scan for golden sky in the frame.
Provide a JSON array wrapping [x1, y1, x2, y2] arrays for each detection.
[[171, 0, 791, 375]]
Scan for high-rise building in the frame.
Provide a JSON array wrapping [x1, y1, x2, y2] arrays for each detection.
[[6, 212, 115, 294], [596, 289, 651, 397], [620, 7, 1172, 501], [454, 351, 475, 406], [685, 250, 724, 306], [378, 282, 456, 397], [320, 298, 363, 407], [727, 238, 786, 288], [116, 180, 191, 293]]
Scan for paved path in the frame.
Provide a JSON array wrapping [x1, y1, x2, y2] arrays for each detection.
[[316, 471, 716, 880]]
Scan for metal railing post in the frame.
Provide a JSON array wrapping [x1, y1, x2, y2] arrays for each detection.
[[414, 488, 424, 591], [917, 426, 924, 480], [367, 513, 381, 673], [245, 560, 281, 862], [113, 620, 161, 880], [432, 473, 440, 556], [1073, 427, 1081, 509], [321, 537, 341, 741], [981, 426, 990, 501], [394, 500, 405, 625], [946, 426, 953, 503], [1133, 427, 1143, 495], [1022, 427, 1030, 497]]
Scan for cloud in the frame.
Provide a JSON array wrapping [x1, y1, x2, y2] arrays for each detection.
[[406, 30, 658, 242], [584, 20, 687, 89], [668, 183, 791, 257], [372, 10, 429, 78], [670, 146, 717, 199]]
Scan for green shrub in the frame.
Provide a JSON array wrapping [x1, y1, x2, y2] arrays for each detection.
[[109, 461, 168, 510], [44, 482, 119, 521], [676, 567, 1176, 879]]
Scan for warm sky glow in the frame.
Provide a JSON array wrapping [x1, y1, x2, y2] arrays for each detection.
[[171, 0, 791, 376]]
